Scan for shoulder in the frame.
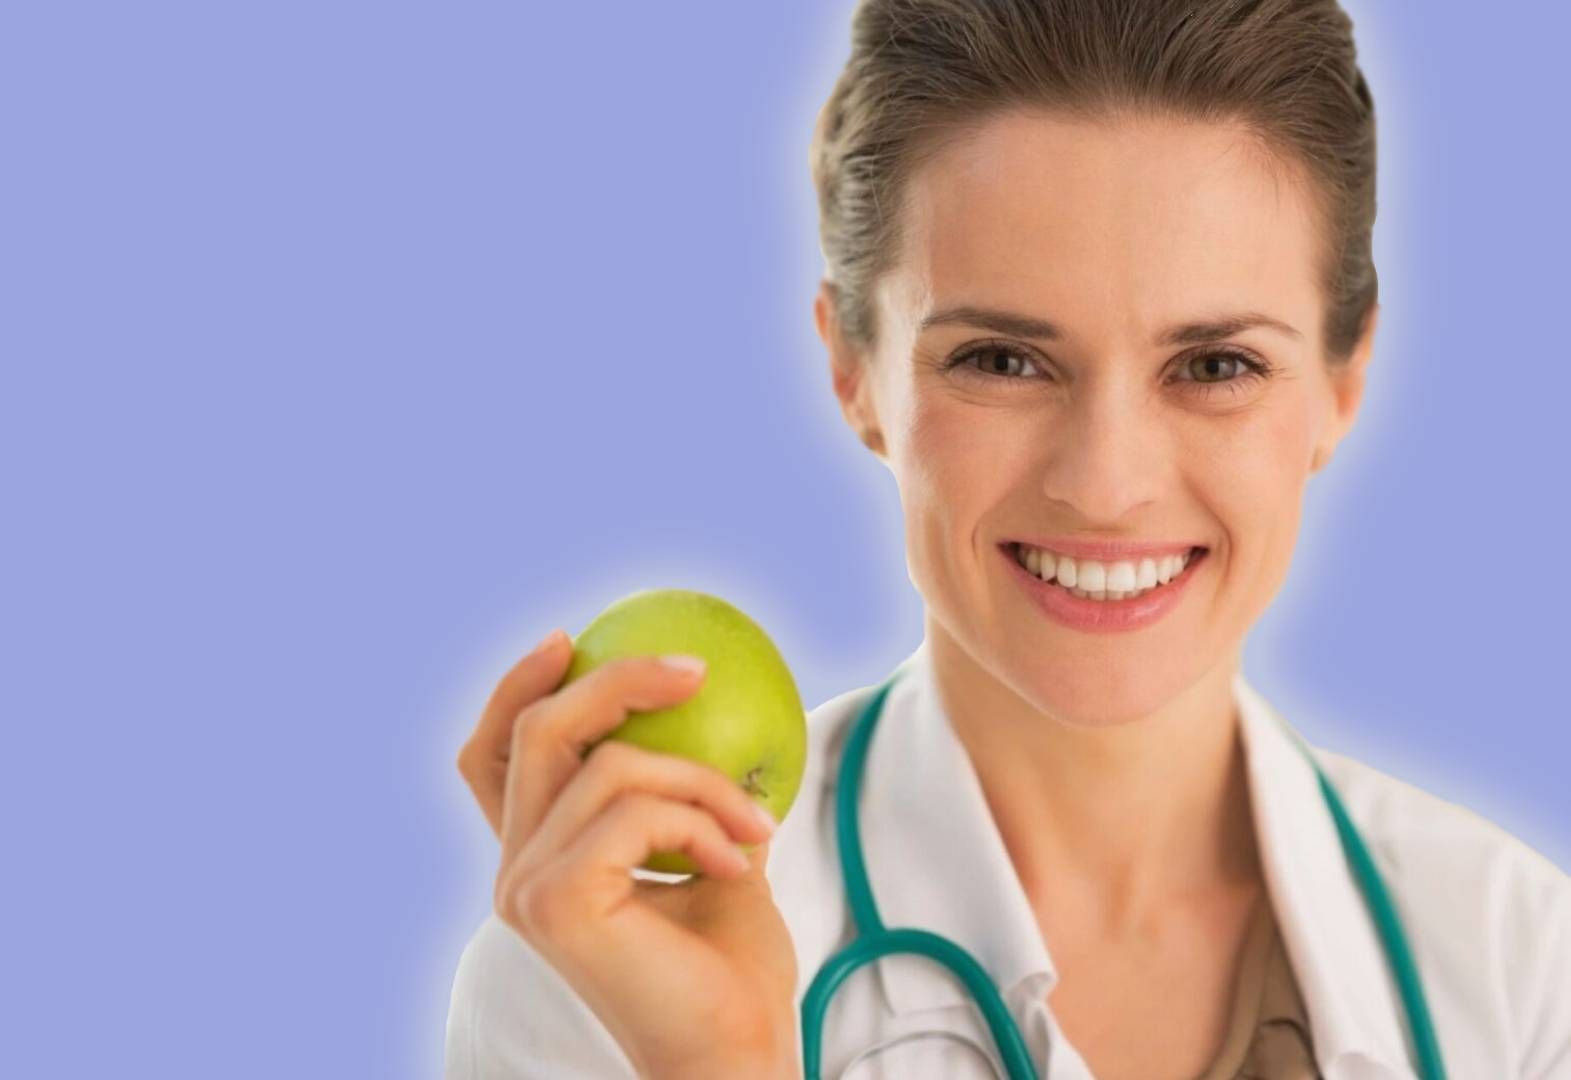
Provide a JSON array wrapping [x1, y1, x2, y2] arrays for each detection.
[[444, 912, 638, 1079], [1319, 742, 1564, 905], [1312, 745, 1570, 925], [779, 676, 879, 838], [763, 680, 877, 980], [802, 680, 877, 790], [1312, 746, 1571, 1073]]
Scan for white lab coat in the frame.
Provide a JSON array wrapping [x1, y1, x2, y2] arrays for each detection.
[[444, 638, 1571, 1078]]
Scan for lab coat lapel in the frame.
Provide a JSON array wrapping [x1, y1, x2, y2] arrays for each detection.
[[1235, 672, 1415, 1077], [858, 638, 1058, 1017], [855, 640, 1416, 1076]]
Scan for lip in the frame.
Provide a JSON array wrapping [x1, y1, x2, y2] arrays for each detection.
[[1010, 536, 1208, 560], [1000, 541, 1209, 633]]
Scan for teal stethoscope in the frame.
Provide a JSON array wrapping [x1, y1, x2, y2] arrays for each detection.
[[799, 664, 1448, 1080]]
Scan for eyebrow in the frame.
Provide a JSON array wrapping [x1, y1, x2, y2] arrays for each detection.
[[917, 304, 1304, 346]]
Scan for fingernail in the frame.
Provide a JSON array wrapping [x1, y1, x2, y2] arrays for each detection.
[[659, 654, 706, 675], [535, 628, 566, 653]]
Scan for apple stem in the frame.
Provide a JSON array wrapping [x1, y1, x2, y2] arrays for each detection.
[[742, 766, 768, 798]]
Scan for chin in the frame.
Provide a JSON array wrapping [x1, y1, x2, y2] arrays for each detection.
[[1008, 655, 1190, 729]]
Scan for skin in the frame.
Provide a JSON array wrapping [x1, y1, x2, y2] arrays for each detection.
[[814, 107, 1377, 1078], [460, 641, 800, 1077]]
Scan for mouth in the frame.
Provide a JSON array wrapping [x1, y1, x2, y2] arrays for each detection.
[[1000, 540, 1211, 632], [1004, 540, 1209, 601]]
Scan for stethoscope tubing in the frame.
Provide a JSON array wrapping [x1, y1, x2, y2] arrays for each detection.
[[799, 664, 1447, 1080], [801, 670, 1039, 1079], [1287, 725, 1448, 1079]]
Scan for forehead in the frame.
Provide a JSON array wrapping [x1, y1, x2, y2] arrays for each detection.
[[889, 109, 1323, 344]]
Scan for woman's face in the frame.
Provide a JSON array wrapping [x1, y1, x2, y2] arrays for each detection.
[[818, 109, 1376, 726]]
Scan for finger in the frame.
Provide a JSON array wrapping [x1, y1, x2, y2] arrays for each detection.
[[740, 837, 772, 882], [456, 627, 575, 834], [502, 792, 754, 940], [498, 653, 710, 864], [513, 739, 776, 881], [578, 793, 762, 897], [465, 627, 574, 768]]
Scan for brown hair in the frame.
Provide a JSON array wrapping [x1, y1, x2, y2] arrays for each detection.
[[809, 0, 1378, 363]]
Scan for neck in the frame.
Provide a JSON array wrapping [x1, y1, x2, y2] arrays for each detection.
[[924, 617, 1261, 935]]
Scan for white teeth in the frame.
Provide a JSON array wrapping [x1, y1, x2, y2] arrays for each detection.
[[1105, 561, 1136, 591], [1137, 558, 1158, 589], [1015, 543, 1198, 602], [1077, 561, 1106, 591]]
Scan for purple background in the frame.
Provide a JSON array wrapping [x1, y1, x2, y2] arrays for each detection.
[[3, 2, 1565, 1076]]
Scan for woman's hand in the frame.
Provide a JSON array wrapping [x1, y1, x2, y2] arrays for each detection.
[[456, 630, 801, 1079]]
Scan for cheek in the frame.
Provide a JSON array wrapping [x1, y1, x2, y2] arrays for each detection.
[[1210, 400, 1316, 610], [898, 398, 1017, 589]]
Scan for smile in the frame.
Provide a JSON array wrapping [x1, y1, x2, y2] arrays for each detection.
[[1001, 541, 1210, 633], [1011, 541, 1204, 600]]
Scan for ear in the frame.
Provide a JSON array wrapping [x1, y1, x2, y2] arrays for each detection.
[[1310, 302, 1379, 475], [815, 279, 887, 460]]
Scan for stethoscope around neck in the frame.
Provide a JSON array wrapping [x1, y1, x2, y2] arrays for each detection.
[[798, 663, 1448, 1080]]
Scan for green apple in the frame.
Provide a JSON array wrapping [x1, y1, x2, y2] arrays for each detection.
[[561, 588, 807, 876]]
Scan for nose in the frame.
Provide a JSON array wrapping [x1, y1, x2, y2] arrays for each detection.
[[1036, 371, 1165, 524]]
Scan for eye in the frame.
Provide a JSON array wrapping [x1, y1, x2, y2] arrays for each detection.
[[941, 341, 1044, 380], [1171, 347, 1275, 399], [939, 340, 1277, 398]]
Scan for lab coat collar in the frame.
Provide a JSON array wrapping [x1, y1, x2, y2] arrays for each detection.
[[858, 637, 1414, 1077]]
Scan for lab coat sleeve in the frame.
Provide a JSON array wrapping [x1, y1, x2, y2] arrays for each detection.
[[1510, 848, 1571, 1078], [444, 914, 641, 1080]]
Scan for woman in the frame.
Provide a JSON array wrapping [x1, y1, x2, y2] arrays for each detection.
[[446, 1, 1570, 1077]]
